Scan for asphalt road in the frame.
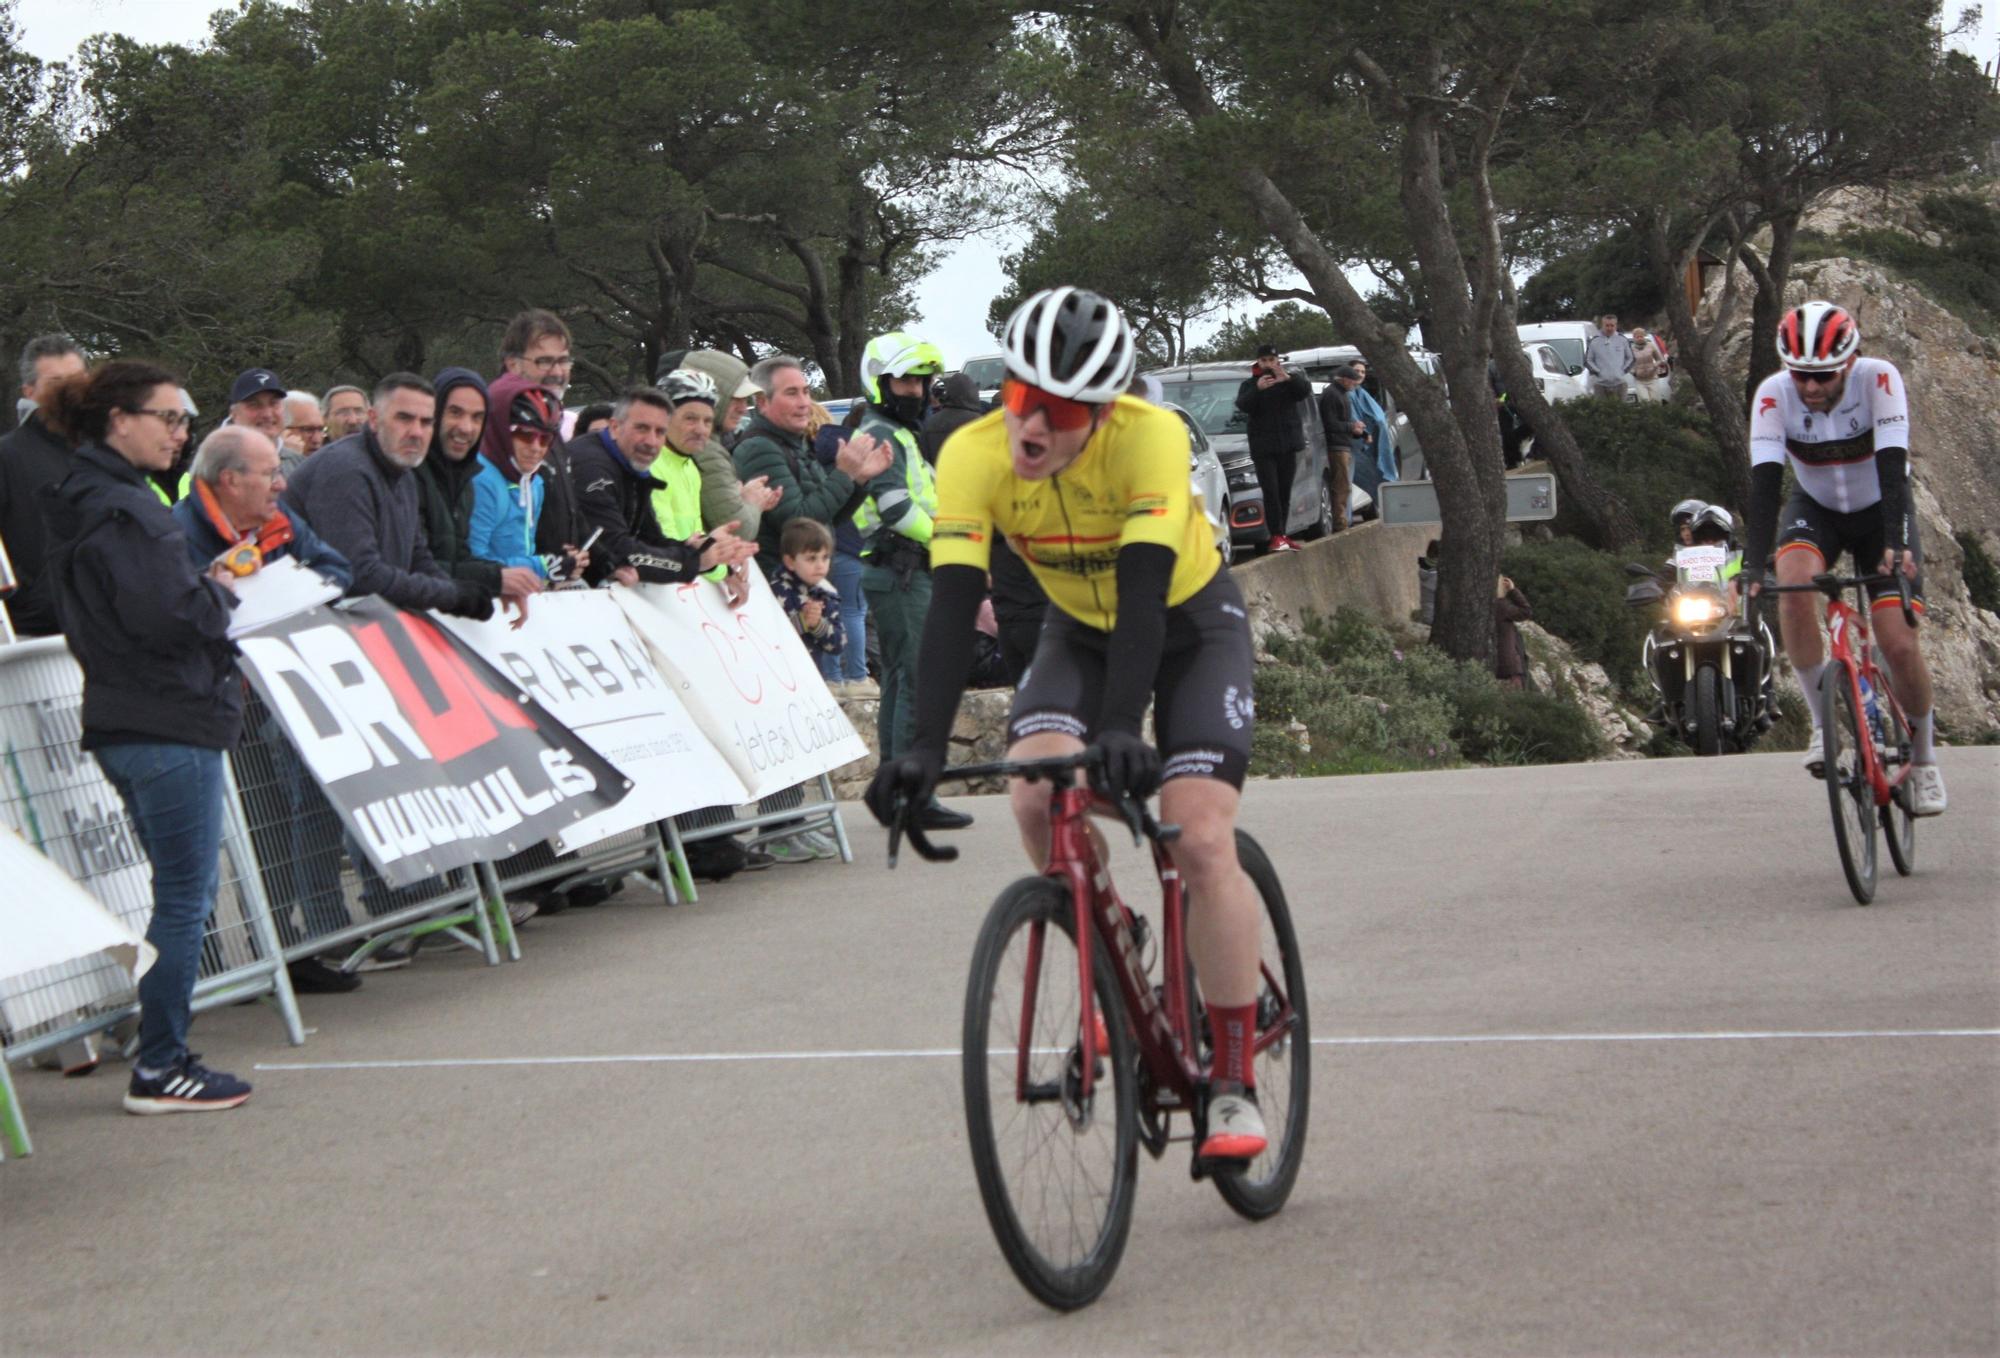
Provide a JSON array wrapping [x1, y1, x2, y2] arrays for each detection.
[[6, 749, 1997, 1355]]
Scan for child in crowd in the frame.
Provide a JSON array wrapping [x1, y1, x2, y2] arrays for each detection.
[[761, 517, 845, 864], [771, 517, 845, 672]]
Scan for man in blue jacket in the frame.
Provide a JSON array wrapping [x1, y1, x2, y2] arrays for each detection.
[[172, 426, 351, 590]]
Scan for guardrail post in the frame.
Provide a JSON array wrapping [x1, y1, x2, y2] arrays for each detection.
[[218, 754, 305, 1046], [819, 772, 852, 864], [476, 862, 517, 963], [661, 819, 696, 904]]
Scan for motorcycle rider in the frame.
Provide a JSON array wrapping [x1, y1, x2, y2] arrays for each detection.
[[1670, 498, 1708, 549]]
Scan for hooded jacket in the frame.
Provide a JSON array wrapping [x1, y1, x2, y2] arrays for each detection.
[[488, 370, 591, 569], [39, 441, 240, 750], [413, 367, 502, 592], [919, 372, 985, 466], [680, 348, 764, 543], [0, 412, 72, 635]]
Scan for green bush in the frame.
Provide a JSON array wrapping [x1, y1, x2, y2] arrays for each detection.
[[1251, 609, 1603, 775], [1547, 399, 1735, 552], [1956, 530, 2000, 614], [1501, 538, 1653, 690]]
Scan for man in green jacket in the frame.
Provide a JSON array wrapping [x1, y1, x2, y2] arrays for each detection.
[[851, 333, 954, 804], [731, 354, 890, 575]]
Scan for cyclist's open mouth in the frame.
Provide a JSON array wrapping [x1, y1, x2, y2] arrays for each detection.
[[1012, 436, 1056, 479]]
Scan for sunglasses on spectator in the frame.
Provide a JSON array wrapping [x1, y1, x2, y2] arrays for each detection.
[[511, 427, 554, 446], [1000, 377, 1100, 431], [1789, 368, 1843, 388]]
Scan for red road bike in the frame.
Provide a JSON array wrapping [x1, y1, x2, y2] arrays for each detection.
[[1768, 571, 1918, 903], [890, 749, 1309, 1310]]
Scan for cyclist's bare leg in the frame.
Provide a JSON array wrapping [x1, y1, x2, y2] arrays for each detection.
[[1774, 545, 1826, 670], [1158, 776, 1258, 1010], [1006, 731, 1088, 868], [1872, 606, 1934, 722]]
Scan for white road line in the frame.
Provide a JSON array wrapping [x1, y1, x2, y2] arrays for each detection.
[[255, 1027, 2000, 1072]]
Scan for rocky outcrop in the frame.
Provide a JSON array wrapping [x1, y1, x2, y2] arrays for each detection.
[[1517, 622, 1652, 757], [1705, 209, 2000, 738], [826, 689, 1015, 800]]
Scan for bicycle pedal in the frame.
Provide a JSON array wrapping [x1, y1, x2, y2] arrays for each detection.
[[1190, 1152, 1252, 1183]]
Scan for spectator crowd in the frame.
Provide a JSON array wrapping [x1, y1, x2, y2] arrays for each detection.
[[0, 311, 1008, 1115]]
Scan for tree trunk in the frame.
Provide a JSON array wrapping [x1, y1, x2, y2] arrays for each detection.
[[1487, 292, 1641, 548], [1644, 213, 1753, 512], [1742, 210, 1796, 403]]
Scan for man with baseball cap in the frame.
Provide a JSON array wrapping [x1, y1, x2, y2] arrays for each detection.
[[228, 368, 287, 447]]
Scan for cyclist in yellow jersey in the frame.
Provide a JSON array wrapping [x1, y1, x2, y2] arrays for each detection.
[[867, 286, 1267, 1162]]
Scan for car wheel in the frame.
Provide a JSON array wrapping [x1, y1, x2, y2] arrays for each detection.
[[1301, 477, 1335, 541]]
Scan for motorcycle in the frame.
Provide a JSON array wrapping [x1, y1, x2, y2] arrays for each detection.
[[1625, 543, 1777, 755]]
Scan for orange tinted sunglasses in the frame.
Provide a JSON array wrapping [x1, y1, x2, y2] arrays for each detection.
[[1000, 377, 1099, 431]]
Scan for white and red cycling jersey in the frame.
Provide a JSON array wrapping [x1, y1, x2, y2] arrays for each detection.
[[1748, 356, 1910, 514]]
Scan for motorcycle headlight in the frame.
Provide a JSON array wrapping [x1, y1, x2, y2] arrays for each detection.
[[1672, 594, 1723, 627]]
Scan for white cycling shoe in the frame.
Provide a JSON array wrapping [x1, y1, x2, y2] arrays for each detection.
[[1200, 1089, 1268, 1162], [1907, 763, 1948, 817], [1802, 727, 1826, 778]]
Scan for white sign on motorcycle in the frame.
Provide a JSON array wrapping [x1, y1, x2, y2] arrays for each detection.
[[615, 572, 868, 800], [1675, 544, 1729, 583]]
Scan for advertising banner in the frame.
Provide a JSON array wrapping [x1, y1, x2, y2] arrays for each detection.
[[438, 591, 749, 852], [233, 598, 631, 886], [615, 572, 868, 800]]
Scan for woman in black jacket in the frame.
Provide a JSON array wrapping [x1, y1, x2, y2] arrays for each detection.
[[39, 360, 253, 1115]]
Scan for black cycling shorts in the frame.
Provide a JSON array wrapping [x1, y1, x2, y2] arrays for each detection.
[[1008, 571, 1256, 788], [1776, 490, 1925, 616]]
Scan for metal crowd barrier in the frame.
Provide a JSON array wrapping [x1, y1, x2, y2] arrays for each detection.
[[0, 635, 854, 1157]]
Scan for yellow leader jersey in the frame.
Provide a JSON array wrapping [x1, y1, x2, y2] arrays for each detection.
[[929, 396, 1220, 632]]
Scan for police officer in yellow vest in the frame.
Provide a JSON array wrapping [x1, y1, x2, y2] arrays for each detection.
[[854, 332, 970, 831]]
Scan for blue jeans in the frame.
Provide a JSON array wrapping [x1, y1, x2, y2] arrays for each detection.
[[93, 743, 226, 1073], [817, 550, 870, 683]]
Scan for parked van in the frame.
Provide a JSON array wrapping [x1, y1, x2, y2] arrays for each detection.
[[1516, 321, 1637, 400]]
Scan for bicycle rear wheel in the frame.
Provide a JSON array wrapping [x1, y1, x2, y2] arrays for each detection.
[[962, 876, 1138, 1311], [1192, 831, 1311, 1221], [1821, 661, 1877, 904], [1881, 694, 1917, 877]]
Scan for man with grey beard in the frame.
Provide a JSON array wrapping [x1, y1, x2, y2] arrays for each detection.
[[282, 372, 495, 618]]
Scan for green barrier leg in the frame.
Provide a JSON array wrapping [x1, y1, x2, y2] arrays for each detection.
[[1, 1058, 31, 1159], [478, 862, 519, 962], [661, 820, 697, 904]]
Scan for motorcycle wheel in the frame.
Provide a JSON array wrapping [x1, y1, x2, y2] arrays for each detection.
[[1691, 665, 1724, 757]]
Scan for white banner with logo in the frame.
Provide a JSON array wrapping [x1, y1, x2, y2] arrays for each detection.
[[614, 573, 868, 800], [438, 591, 748, 852]]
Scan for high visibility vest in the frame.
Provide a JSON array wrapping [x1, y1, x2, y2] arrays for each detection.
[[650, 448, 724, 580], [851, 417, 936, 550]]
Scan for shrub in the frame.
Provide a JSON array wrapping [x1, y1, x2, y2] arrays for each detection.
[[1956, 530, 2000, 614], [1250, 609, 1604, 774], [1548, 399, 1734, 551], [1795, 192, 2000, 337], [1501, 538, 1653, 690]]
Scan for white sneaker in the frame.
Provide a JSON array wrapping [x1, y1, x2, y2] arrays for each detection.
[[1802, 727, 1825, 777], [1907, 763, 1947, 817], [798, 828, 841, 860], [1200, 1089, 1268, 1161], [763, 834, 820, 865]]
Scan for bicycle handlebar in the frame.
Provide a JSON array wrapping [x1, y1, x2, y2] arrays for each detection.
[[885, 747, 1178, 869], [1764, 569, 1915, 628]]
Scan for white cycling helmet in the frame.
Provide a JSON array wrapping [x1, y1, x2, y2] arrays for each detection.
[[1690, 504, 1735, 540], [661, 367, 720, 409], [1776, 300, 1859, 371], [1001, 286, 1136, 403], [1670, 498, 1708, 527]]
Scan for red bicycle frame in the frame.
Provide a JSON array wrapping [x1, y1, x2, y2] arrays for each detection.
[[1819, 586, 1914, 808]]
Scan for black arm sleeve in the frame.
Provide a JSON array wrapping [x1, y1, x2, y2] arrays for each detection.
[[909, 563, 989, 758], [1744, 461, 1786, 573], [1875, 447, 1911, 553], [1094, 543, 1176, 737]]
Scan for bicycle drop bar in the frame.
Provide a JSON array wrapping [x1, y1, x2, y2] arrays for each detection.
[[885, 747, 1178, 869]]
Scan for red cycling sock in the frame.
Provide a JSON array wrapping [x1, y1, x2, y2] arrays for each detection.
[[1209, 1003, 1258, 1089]]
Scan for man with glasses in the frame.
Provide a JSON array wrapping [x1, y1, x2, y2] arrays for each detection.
[[323, 384, 368, 441], [500, 308, 574, 405], [1744, 300, 1945, 815], [866, 286, 1269, 1165], [279, 390, 325, 476]]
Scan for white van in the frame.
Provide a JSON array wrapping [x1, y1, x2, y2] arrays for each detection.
[[1516, 321, 1636, 400]]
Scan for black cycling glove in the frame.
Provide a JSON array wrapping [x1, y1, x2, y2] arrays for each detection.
[[864, 748, 943, 827], [1093, 728, 1162, 803]]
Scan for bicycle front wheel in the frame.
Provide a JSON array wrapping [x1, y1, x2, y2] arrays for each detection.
[[1821, 661, 1877, 904], [962, 876, 1138, 1311], [1881, 693, 1917, 877], [1207, 830, 1311, 1221]]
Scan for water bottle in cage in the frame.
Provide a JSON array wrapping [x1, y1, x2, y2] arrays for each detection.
[[1858, 671, 1885, 748]]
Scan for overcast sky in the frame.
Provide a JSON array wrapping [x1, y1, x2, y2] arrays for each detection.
[[13, 0, 1997, 372]]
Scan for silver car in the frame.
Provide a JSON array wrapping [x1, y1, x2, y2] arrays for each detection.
[[1168, 402, 1233, 566]]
